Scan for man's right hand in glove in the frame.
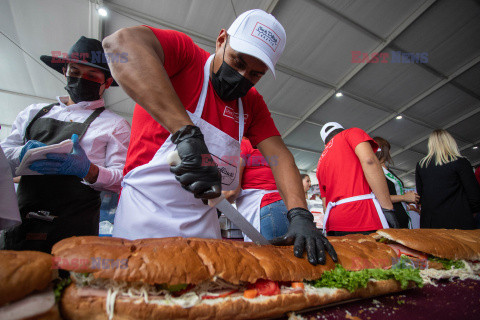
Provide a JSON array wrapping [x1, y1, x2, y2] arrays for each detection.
[[170, 125, 222, 199], [270, 207, 338, 266], [19, 140, 47, 162]]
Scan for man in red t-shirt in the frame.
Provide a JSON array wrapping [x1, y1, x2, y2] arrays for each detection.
[[316, 122, 395, 236], [103, 9, 336, 265]]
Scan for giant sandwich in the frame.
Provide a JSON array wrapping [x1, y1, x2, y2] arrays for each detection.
[[52, 235, 422, 320], [0, 250, 62, 320], [372, 229, 480, 283]]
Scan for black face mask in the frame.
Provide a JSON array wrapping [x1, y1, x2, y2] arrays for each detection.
[[211, 40, 254, 101], [64, 76, 105, 103]]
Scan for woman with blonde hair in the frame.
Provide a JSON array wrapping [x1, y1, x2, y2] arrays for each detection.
[[415, 129, 480, 229], [373, 137, 419, 228]]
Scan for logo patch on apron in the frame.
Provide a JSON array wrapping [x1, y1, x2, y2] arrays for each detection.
[[211, 153, 237, 186]]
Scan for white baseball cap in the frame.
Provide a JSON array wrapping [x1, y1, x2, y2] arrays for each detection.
[[320, 122, 344, 143], [227, 9, 286, 77]]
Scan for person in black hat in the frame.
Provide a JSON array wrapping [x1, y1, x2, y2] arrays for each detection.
[[0, 36, 131, 253]]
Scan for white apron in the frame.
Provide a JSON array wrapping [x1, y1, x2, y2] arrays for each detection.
[[235, 189, 277, 242], [322, 193, 389, 235], [113, 55, 244, 240]]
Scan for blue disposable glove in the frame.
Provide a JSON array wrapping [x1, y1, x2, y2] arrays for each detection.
[[29, 134, 91, 178], [19, 140, 47, 162]]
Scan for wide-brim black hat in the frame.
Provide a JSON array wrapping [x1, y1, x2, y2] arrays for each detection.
[[40, 36, 118, 86]]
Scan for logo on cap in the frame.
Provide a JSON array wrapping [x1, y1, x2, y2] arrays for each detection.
[[251, 22, 280, 52]]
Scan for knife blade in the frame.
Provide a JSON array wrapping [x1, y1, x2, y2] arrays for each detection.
[[167, 151, 269, 245], [208, 195, 269, 245]]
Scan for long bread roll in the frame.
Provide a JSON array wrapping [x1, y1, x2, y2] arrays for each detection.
[[52, 235, 411, 319]]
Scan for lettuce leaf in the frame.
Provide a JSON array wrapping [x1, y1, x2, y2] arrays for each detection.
[[167, 283, 188, 292], [428, 257, 465, 270], [54, 278, 72, 302], [308, 260, 423, 292]]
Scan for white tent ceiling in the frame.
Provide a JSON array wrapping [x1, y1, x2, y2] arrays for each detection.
[[1, 0, 480, 188]]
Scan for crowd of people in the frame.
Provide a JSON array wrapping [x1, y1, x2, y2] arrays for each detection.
[[0, 9, 479, 266]]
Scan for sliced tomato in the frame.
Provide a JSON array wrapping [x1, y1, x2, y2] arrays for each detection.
[[243, 289, 258, 299], [255, 279, 281, 296], [291, 282, 304, 290], [202, 289, 238, 300]]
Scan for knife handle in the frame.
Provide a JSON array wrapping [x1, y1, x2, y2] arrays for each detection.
[[207, 193, 224, 207], [167, 150, 181, 166], [167, 150, 222, 207]]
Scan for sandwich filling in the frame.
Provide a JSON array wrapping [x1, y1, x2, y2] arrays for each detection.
[[0, 287, 56, 320], [419, 260, 480, 285], [70, 259, 424, 320], [380, 239, 480, 285], [308, 260, 423, 292]]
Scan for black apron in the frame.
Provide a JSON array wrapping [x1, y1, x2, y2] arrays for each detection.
[[5, 103, 105, 253]]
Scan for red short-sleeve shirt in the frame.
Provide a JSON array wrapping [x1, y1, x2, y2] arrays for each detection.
[[240, 138, 282, 207], [124, 27, 280, 175], [316, 128, 382, 232]]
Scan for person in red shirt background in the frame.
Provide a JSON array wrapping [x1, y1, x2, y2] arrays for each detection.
[[103, 9, 336, 265], [224, 138, 288, 240], [316, 122, 397, 236]]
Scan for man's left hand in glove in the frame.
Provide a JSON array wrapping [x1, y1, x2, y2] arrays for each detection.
[[270, 207, 338, 266], [29, 134, 94, 180]]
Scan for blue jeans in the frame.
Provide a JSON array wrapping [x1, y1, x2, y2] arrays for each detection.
[[260, 200, 289, 240]]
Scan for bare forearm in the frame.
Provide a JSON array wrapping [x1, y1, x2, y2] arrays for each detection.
[[390, 194, 404, 203], [362, 161, 393, 209], [259, 137, 307, 210], [355, 142, 393, 210], [103, 27, 193, 133], [274, 160, 307, 209]]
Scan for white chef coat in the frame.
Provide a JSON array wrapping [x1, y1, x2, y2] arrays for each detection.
[[0, 96, 130, 193]]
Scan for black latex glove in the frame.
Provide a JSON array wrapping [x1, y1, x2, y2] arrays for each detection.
[[270, 207, 338, 266], [170, 125, 222, 199], [382, 208, 400, 228]]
